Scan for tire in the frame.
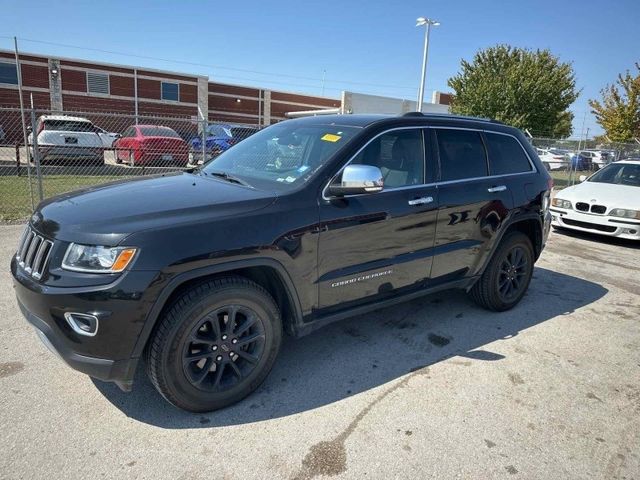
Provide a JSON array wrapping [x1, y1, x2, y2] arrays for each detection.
[[146, 276, 282, 412], [469, 231, 534, 312]]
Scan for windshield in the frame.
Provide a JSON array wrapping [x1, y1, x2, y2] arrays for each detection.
[[206, 125, 232, 138], [588, 163, 640, 187], [139, 127, 180, 138], [202, 122, 359, 190]]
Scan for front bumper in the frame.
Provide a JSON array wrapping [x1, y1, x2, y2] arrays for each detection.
[[12, 257, 161, 391], [550, 207, 640, 240]]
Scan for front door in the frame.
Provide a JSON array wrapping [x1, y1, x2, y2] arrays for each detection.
[[317, 128, 439, 311]]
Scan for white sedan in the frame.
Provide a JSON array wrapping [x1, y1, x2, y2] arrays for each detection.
[[536, 148, 569, 171], [551, 160, 640, 241]]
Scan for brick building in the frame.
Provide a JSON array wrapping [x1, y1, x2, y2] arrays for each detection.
[[0, 49, 340, 142]]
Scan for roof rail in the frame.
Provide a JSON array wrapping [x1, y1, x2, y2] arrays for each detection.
[[401, 111, 503, 124]]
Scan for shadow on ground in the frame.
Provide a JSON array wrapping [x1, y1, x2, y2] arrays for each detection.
[[552, 226, 640, 250], [93, 266, 607, 428]]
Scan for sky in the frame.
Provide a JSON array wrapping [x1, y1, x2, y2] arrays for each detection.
[[2, 0, 639, 138]]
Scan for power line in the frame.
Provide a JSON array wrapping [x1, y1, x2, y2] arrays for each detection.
[[5, 36, 422, 92]]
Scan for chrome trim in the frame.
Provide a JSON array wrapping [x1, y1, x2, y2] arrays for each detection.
[[487, 185, 507, 193], [64, 312, 99, 337], [15, 226, 53, 280], [322, 125, 538, 201], [408, 196, 434, 206]]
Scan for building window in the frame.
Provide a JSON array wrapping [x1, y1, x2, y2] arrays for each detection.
[[87, 71, 110, 95], [0, 61, 19, 85], [161, 82, 179, 101]]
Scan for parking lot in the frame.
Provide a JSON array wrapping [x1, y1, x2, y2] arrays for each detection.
[[0, 224, 639, 479]]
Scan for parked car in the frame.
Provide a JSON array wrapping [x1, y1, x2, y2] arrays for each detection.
[[536, 148, 569, 170], [12, 112, 552, 412], [189, 124, 259, 165], [95, 126, 120, 148], [551, 160, 640, 240], [569, 151, 593, 171], [114, 125, 189, 166], [27, 115, 104, 165], [579, 150, 613, 169]]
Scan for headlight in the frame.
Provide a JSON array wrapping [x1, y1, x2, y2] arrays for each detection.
[[610, 208, 640, 220], [62, 243, 137, 273], [552, 198, 572, 209]]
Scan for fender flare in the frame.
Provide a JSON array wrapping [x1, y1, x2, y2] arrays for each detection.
[[472, 211, 544, 287], [130, 258, 303, 358]]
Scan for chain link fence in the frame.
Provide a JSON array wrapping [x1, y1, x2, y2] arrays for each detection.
[[0, 106, 259, 222], [3, 106, 640, 223], [530, 137, 640, 189]]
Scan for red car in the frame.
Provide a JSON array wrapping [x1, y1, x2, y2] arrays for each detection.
[[114, 125, 189, 166]]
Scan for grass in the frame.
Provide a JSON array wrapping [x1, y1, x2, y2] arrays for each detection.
[[549, 169, 591, 189], [0, 174, 132, 223]]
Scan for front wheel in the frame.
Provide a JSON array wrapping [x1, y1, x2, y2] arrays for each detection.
[[146, 276, 282, 412], [469, 231, 534, 311]]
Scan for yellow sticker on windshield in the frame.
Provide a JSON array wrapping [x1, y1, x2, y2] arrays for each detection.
[[321, 134, 341, 142]]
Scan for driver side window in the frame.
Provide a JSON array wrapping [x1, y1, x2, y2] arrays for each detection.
[[351, 129, 425, 188]]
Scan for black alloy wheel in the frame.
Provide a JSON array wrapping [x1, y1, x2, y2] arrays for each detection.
[[183, 305, 265, 392]]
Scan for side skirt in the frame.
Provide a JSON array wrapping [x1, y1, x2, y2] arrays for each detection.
[[294, 277, 477, 337]]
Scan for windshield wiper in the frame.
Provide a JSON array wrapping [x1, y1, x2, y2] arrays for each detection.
[[209, 170, 251, 187]]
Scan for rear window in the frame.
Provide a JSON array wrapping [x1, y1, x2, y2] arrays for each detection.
[[230, 127, 258, 140], [436, 129, 487, 181], [44, 120, 95, 132], [139, 127, 180, 138], [486, 133, 532, 175]]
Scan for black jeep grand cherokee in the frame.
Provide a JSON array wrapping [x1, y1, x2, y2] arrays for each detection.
[[12, 113, 551, 412]]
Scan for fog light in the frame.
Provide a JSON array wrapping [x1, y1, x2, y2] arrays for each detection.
[[64, 312, 99, 336]]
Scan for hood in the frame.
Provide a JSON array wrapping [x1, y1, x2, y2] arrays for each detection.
[[32, 172, 277, 245], [557, 181, 640, 210]]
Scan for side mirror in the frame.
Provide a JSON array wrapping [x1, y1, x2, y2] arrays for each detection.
[[579, 175, 587, 182], [328, 164, 384, 197]]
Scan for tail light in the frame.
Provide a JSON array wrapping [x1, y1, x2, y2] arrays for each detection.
[[37, 122, 45, 134]]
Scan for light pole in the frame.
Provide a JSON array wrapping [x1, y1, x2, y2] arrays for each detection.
[[416, 17, 440, 112]]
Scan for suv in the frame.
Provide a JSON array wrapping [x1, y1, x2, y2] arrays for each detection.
[[12, 113, 552, 412], [28, 115, 104, 165]]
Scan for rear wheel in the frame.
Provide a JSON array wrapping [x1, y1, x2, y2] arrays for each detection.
[[146, 276, 282, 412], [470, 231, 534, 311]]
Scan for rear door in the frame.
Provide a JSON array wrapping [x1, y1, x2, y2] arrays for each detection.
[[317, 128, 439, 311], [430, 128, 514, 281]]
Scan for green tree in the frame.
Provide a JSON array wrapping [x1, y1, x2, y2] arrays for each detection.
[[448, 45, 579, 138], [589, 64, 640, 143]]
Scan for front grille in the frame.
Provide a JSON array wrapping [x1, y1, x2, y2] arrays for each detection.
[[576, 202, 589, 212], [591, 204, 607, 214], [16, 226, 53, 280], [562, 218, 617, 233]]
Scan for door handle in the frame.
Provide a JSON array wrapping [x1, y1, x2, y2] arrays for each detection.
[[408, 196, 434, 206], [487, 185, 507, 193]]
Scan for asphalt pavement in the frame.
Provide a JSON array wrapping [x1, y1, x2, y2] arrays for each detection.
[[1, 224, 638, 479]]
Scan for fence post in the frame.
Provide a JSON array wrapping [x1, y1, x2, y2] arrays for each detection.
[[14, 36, 35, 210], [29, 100, 44, 202], [15, 143, 20, 176]]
